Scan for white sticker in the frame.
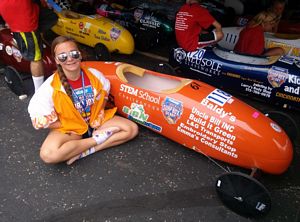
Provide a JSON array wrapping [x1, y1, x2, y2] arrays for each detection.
[[270, 122, 281, 133], [5, 45, 12, 55]]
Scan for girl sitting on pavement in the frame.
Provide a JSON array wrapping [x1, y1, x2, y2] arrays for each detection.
[[28, 35, 138, 165]]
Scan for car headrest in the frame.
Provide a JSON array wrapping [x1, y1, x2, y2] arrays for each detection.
[[116, 64, 145, 83]]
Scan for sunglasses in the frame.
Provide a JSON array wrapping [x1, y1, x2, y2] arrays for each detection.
[[56, 50, 81, 63]]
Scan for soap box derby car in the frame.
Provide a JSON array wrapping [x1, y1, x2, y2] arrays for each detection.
[[128, 0, 236, 26], [83, 61, 293, 218], [0, 27, 56, 98], [96, 3, 174, 51], [51, 9, 135, 60], [167, 43, 300, 113]]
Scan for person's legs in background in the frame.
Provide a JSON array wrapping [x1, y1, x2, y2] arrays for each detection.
[[13, 31, 45, 92], [31, 60, 45, 92]]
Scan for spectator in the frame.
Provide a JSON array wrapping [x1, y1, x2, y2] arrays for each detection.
[[175, 0, 224, 52], [267, 0, 286, 32], [234, 10, 284, 56], [28, 36, 138, 165], [0, 0, 46, 92]]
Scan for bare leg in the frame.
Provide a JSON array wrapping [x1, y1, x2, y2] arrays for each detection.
[[30, 60, 44, 77], [40, 130, 98, 164], [66, 116, 138, 165], [31, 60, 45, 91], [66, 126, 121, 165]]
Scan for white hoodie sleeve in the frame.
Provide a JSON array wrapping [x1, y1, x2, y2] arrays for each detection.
[[88, 67, 110, 94], [27, 75, 58, 129]]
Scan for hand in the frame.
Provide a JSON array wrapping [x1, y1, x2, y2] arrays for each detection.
[[90, 109, 105, 128]]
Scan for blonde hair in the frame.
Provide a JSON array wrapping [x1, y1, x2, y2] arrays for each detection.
[[248, 11, 279, 28]]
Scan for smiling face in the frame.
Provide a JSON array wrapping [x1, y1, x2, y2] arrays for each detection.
[[54, 40, 82, 78]]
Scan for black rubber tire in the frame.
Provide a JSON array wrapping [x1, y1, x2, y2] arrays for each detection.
[[94, 43, 110, 61], [4, 66, 27, 97], [264, 110, 298, 143], [215, 172, 271, 218]]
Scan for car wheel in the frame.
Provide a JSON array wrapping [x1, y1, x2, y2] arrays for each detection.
[[94, 43, 110, 61], [216, 172, 271, 218], [4, 66, 28, 99]]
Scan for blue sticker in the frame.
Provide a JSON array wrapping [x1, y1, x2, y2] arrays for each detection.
[[162, 97, 183, 124]]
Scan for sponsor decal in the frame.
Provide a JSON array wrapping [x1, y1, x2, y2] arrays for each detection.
[[79, 22, 84, 29], [200, 89, 236, 122], [161, 97, 183, 124], [173, 48, 222, 76], [66, 27, 74, 32], [284, 74, 300, 95], [267, 66, 288, 88], [12, 46, 22, 62], [206, 89, 233, 107], [122, 103, 162, 132], [120, 84, 161, 105], [177, 105, 238, 158], [279, 56, 295, 65], [241, 83, 273, 98], [5, 45, 12, 56], [140, 16, 160, 29], [98, 29, 106, 34], [110, 27, 121, 41], [275, 92, 300, 102], [226, 72, 241, 79], [82, 22, 91, 34], [101, 36, 110, 41]]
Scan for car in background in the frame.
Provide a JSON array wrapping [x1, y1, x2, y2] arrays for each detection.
[[51, 9, 135, 60], [96, 3, 174, 51]]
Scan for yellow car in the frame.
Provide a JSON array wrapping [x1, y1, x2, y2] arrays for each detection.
[[51, 10, 135, 59]]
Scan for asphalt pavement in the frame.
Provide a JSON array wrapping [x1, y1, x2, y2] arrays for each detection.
[[0, 47, 299, 222]]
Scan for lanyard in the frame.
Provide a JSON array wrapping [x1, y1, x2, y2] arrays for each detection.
[[70, 70, 89, 116], [70, 71, 94, 136]]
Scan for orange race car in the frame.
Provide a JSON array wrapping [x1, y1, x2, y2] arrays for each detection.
[[83, 61, 294, 218]]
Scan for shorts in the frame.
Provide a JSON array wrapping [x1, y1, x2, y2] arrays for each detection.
[[82, 126, 94, 139], [198, 31, 218, 48], [13, 31, 43, 62]]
